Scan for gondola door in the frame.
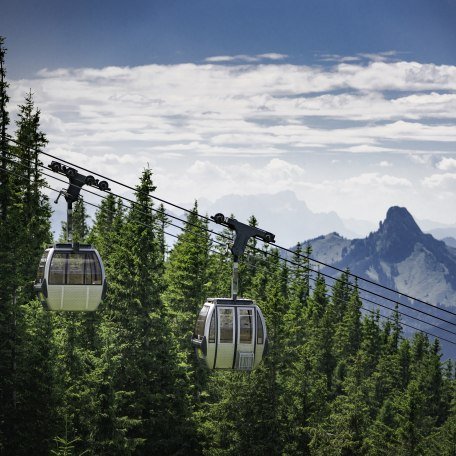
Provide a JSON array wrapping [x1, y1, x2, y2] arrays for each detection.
[[236, 307, 255, 370], [215, 307, 235, 369], [234, 307, 256, 370]]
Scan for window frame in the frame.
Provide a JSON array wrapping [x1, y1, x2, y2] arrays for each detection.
[[195, 305, 209, 337], [35, 250, 50, 284], [238, 307, 254, 344], [256, 310, 264, 345], [218, 306, 234, 344], [208, 310, 216, 343]]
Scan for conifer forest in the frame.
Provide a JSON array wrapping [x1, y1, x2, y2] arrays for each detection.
[[1, 37, 456, 456]]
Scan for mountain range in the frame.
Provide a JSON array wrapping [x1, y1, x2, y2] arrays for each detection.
[[302, 206, 456, 308], [300, 206, 456, 358], [198, 191, 456, 248]]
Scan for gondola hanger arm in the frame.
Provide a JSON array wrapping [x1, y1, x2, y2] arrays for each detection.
[[48, 160, 111, 203], [49, 160, 111, 244], [211, 213, 275, 301], [211, 213, 275, 259]]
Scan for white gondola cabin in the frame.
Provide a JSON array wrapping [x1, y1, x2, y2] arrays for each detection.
[[35, 243, 107, 311], [191, 298, 268, 371]]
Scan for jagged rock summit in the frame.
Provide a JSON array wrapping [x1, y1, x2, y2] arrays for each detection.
[[375, 206, 428, 263], [303, 206, 456, 309]]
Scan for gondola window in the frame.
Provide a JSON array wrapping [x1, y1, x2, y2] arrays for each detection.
[[196, 305, 209, 336], [219, 308, 233, 343], [209, 312, 216, 343], [49, 252, 102, 285], [239, 309, 253, 343], [257, 311, 264, 344]]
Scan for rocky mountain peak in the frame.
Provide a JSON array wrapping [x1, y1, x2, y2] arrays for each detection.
[[368, 206, 426, 263], [380, 206, 422, 236]]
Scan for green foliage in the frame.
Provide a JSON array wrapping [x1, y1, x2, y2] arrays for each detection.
[[59, 197, 90, 243], [0, 57, 54, 453], [163, 201, 211, 332]]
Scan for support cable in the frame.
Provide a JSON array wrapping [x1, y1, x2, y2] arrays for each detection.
[[6, 135, 456, 320], [1, 163, 455, 346]]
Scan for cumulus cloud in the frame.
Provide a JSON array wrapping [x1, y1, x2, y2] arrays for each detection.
[[409, 154, 434, 165], [163, 158, 307, 204], [341, 173, 412, 189], [422, 173, 456, 189], [205, 53, 288, 63], [188, 157, 304, 185], [437, 157, 456, 171]]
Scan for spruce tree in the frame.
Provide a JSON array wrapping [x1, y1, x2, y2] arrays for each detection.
[[242, 248, 288, 454], [93, 169, 192, 454], [0, 87, 54, 454], [162, 201, 211, 339], [11, 90, 51, 282]]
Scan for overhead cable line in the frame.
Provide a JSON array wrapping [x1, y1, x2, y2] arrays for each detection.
[[6, 135, 214, 224], [6, 142, 232, 245], [270, 249, 456, 329], [6, 144, 456, 331], [2, 163, 455, 347], [1, 152, 228, 252], [7, 135, 456, 319]]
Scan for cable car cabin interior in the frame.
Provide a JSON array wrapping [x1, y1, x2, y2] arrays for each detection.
[[191, 298, 268, 371], [35, 243, 107, 311]]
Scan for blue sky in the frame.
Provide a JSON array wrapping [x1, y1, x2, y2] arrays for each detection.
[[3, 0, 456, 77], [2, 0, 456, 240]]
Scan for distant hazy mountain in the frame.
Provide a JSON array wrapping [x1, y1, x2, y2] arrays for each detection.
[[200, 191, 456, 248], [427, 228, 456, 242], [442, 237, 456, 249], [418, 219, 456, 243], [201, 191, 360, 246]]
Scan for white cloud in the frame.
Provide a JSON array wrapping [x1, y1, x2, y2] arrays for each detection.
[[341, 173, 412, 189], [168, 158, 307, 203], [190, 157, 305, 184], [342, 145, 393, 153], [379, 161, 392, 167], [436, 157, 456, 171], [11, 60, 456, 162], [409, 154, 434, 165], [358, 51, 399, 62], [205, 55, 252, 63], [422, 173, 456, 190], [318, 54, 361, 63], [256, 53, 288, 61], [320, 51, 400, 64], [205, 53, 288, 63]]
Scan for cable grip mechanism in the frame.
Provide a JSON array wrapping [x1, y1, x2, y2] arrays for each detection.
[[211, 213, 275, 300], [49, 160, 111, 243]]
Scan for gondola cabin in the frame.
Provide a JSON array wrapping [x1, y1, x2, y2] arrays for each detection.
[[34, 243, 107, 311], [191, 298, 268, 371]]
